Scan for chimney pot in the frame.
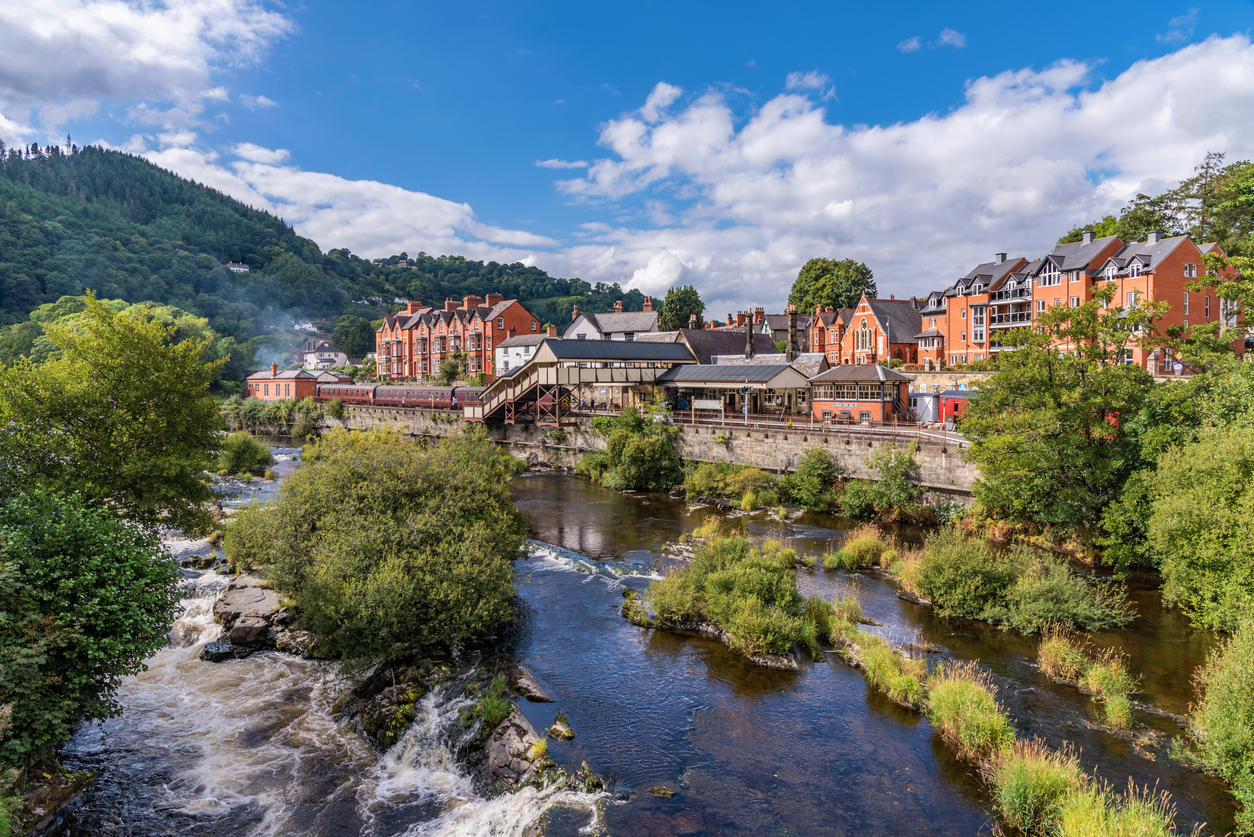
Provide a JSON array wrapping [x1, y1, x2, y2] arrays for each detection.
[[642, 296, 653, 312], [571, 304, 579, 322], [406, 300, 421, 314], [612, 300, 623, 313], [688, 313, 698, 328], [995, 252, 1007, 264], [270, 363, 278, 376], [1082, 230, 1095, 244], [890, 294, 895, 300]]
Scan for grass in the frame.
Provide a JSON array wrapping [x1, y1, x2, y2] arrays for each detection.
[[1079, 649, 1139, 728], [529, 735, 549, 761], [692, 515, 725, 541], [824, 524, 899, 570], [859, 636, 927, 708], [925, 661, 1015, 762], [1038, 623, 1090, 680], [983, 739, 1085, 836], [1054, 781, 1184, 837], [1188, 619, 1254, 832], [476, 674, 510, 728]]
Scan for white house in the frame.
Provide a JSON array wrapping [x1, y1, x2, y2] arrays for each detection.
[[563, 298, 659, 341], [301, 339, 348, 370], [495, 334, 546, 375]]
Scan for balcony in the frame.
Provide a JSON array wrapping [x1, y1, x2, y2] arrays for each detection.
[[989, 311, 1031, 327], [989, 288, 1031, 301]]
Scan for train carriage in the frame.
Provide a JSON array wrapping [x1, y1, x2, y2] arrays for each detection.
[[316, 384, 377, 405]]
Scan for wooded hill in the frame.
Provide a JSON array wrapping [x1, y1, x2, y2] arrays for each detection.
[[0, 143, 643, 350]]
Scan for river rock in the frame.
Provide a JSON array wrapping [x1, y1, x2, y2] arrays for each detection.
[[669, 485, 686, 499], [513, 665, 554, 703], [484, 705, 543, 786], [213, 574, 280, 627], [199, 639, 253, 662], [547, 718, 574, 740], [229, 616, 270, 646]]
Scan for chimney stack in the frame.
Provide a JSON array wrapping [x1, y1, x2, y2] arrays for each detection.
[[754, 307, 765, 325], [1147, 231, 1162, 243], [546, 324, 558, 337], [786, 304, 798, 363], [270, 363, 278, 376], [571, 304, 580, 322], [642, 296, 653, 312], [1082, 230, 1095, 244], [406, 300, 422, 314], [688, 313, 698, 329], [890, 294, 895, 300], [744, 319, 754, 359], [485, 292, 504, 306], [995, 253, 1007, 264], [444, 298, 461, 312], [612, 300, 623, 313]]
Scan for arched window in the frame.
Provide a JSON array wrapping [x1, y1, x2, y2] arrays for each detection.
[[856, 318, 871, 352]]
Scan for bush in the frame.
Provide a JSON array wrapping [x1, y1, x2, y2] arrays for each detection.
[[584, 405, 683, 492], [909, 528, 1133, 633], [685, 462, 777, 508], [0, 490, 183, 767], [217, 431, 275, 475], [837, 479, 878, 518], [326, 397, 345, 420], [925, 661, 1015, 762], [1189, 619, 1254, 831], [782, 447, 841, 510], [1038, 624, 1090, 680], [860, 639, 927, 707], [1055, 782, 1180, 837], [827, 523, 897, 569], [984, 739, 1085, 835], [224, 428, 527, 659], [476, 674, 510, 728]]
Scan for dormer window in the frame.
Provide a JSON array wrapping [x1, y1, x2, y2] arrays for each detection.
[[1129, 263, 1141, 278], [1104, 264, 1115, 280], [1040, 263, 1061, 286]]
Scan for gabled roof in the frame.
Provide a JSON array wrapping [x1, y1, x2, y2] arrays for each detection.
[[581, 311, 659, 334], [497, 335, 546, 348], [1199, 242, 1224, 256], [866, 299, 925, 345], [535, 339, 695, 363], [246, 368, 317, 380], [762, 313, 814, 331], [962, 257, 1024, 288], [1098, 236, 1192, 277], [710, 352, 829, 378], [640, 328, 778, 364], [809, 364, 913, 383], [1048, 235, 1121, 272], [656, 363, 798, 384]]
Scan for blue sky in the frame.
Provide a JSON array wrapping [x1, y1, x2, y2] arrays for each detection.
[[3, 1, 1254, 309]]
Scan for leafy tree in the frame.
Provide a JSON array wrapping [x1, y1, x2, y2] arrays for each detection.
[[788, 258, 876, 313], [961, 285, 1159, 527], [0, 294, 224, 531], [1149, 427, 1254, 632], [781, 447, 841, 510], [0, 489, 182, 768], [435, 351, 467, 385], [579, 404, 683, 491], [1056, 215, 1120, 247], [1189, 619, 1254, 832], [658, 285, 705, 331], [223, 428, 526, 659], [331, 315, 374, 358]]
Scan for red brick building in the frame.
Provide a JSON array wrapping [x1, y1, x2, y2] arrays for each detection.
[[245, 364, 317, 401], [376, 295, 542, 380], [837, 296, 924, 366]]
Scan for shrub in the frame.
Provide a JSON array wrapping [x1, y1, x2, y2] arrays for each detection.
[[828, 523, 897, 569], [217, 431, 275, 475], [326, 397, 345, 420], [1055, 782, 1180, 837], [803, 595, 836, 646], [861, 640, 927, 707], [1038, 624, 1090, 680], [1189, 619, 1254, 831], [587, 405, 683, 491], [831, 593, 862, 627], [0, 490, 183, 768], [782, 447, 842, 510], [925, 661, 1015, 762], [838, 478, 878, 518], [1079, 649, 1138, 702], [225, 428, 527, 659], [865, 442, 923, 510], [983, 739, 1085, 835]]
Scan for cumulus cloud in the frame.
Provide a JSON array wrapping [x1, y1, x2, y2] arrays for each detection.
[[640, 82, 682, 123], [240, 94, 278, 109], [0, 0, 293, 142], [897, 36, 922, 53], [539, 36, 1254, 310], [535, 158, 590, 169], [232, 142, 288, 163], [934, 28, 967, 48], [1157, 8, 1199, 43]]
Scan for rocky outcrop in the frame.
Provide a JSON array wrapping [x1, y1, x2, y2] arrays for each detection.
[[513, 664, 554, 703], [484, 705, 544, 786], [547, 716, 574, 740], [201, 573, 312, 661]]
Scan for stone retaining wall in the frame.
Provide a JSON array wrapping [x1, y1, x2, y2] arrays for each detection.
[[331, 406, 977, 494]]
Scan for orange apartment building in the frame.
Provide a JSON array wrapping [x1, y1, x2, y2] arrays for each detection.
[[376, 295, 542, 380]]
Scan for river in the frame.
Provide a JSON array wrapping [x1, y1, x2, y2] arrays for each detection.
[[60, 462, 1237, 836]]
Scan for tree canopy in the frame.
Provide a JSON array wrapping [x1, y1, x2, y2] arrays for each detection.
[[658, 285, 705, 330], [788, 258, 877, 312], [330, 314, 374, 358]]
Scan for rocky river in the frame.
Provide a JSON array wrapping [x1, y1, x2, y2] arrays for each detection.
[[57, 456, 1239, 836]]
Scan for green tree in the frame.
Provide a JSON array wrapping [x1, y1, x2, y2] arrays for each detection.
[[331, 315, 375, 358], [0, 490, 182, 768], [962, 285, 1159, 527], [578, 404, 683, 491], [788, 258, 876, 313], [1189, 619, 1254, 832], [1149, 427, 1254, 632], [0, 294, 225, 531], [1055, 215, 1120, 247], [658, 285, 705, 330], [223, 428, 527, 659]]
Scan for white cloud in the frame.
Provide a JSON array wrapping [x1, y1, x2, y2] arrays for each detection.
[[535, 158, 590, 169], [640, 82, 682, 123], [1157, 8, 1199, 43], [240, 94, 278, 109], [784, 70, 836, 100], [934, 28, 968, 48], [0, 0, 293, 142], [897, 36, 922, 53], [232, 141, 288, 163], [537, 36, 1254, 311]]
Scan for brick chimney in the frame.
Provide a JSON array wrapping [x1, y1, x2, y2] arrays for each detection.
[[754, 307, 764, 325], [546, 324, 558, 337], [485, 292, 504, 306], [815, 304, 823, 316], [890, 294, 895, 300], [688, 313, 698, 329], [406, 300, 422, 314], [508, 326, 516, 338], [826, 306, 834, 313], [270, 363, 278, 376], [612, 300, 623, 313], [642, 296, 654, 312], [444, 298, 461, 312], [462, 294, 484, 310], [571, 304, 580, 322], [736, 311, 747, 327]]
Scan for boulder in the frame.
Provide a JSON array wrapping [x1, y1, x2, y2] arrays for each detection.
[[229, 616, 270, 646], [484, 705, 543, 785], [213, 574, 280, 627], [547, 718, 574, 740], [669, 485, 686, 499], [199, 639, 253, 662], [513, 665, 554, 703]]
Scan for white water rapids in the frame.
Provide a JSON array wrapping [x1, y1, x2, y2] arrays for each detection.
[[61, 535, 603, 837]]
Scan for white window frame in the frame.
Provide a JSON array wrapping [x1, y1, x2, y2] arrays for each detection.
[[1183, 292, 1190, 315], [1185, 263, 1197, 278]]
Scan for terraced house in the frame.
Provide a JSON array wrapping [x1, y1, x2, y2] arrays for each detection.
[[375, 295, 542, 380]]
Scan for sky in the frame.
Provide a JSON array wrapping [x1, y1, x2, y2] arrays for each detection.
[[4, 1, 1254, 312]]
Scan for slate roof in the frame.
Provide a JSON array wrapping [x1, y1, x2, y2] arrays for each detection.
[[710, 352, 828, 378], [1199, 242, 1223, 255], [639, 328, 779, 364], [1048, 235, 1121, 271], [246, 368, 317, 380], [1098, 236, 1191, 277], [497, 335, 546, 348], [962, 257, 1024, 286], [656, 364, 796, 384], [866, 299, 925, 345], [575, 311, 659, 335], [762, 313, 814, 331], [914, 328, 944, 339], [541, 339, 695, 362], [809, 364, 913, 383]]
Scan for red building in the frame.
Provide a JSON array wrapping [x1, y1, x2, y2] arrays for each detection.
[[245, 364, 317, 401], [376, 295, 542, 381], [837, 296, 924, 366], [807, 363, 912, 423]]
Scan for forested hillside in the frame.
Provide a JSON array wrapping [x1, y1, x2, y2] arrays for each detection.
[[0, 143, 644, 365]]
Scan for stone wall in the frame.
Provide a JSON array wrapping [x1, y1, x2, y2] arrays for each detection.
[[905, 370, 991, 394], [331, 405, 977, 495]]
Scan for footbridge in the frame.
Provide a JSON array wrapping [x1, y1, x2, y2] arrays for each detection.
[[464, 339, 696, 425]]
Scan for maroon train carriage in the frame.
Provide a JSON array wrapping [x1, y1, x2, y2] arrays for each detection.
[[316, 384, 490, 409], [316, 384, 377, 405]]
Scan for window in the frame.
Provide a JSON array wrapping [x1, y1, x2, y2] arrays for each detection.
[[1040, 263, 1061, 286], [531, 321, 537, 332], [961, 330, 966, 342], [264, 384, 269, 396], [497, 317, 504, 328], [1070, 296, 1080, 308], [1129, 263, 1141, 278], [1127, 291, 1136, 308], [1206, 296, 1211, 318], [285, 383, 291, 397], [1105, 264, 1115, 279], [1037, 300, 1046, 313], [930, 317, 936, 328], [624, 332, 635, 342], [1054, 298, 1060, 308], [1183, 319, 1189, 328], [1185, 263, 1197, 278], [961, 308, 966, 319], [1071, 271, 1081, 283], [1183, 292, 1190, 315]]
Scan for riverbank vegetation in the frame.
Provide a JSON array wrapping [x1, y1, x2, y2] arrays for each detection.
[[217, 431, 276, 476], [577, 404, 683, 491], [221, 395, 326, 439], [223, 428, 527, 659]]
